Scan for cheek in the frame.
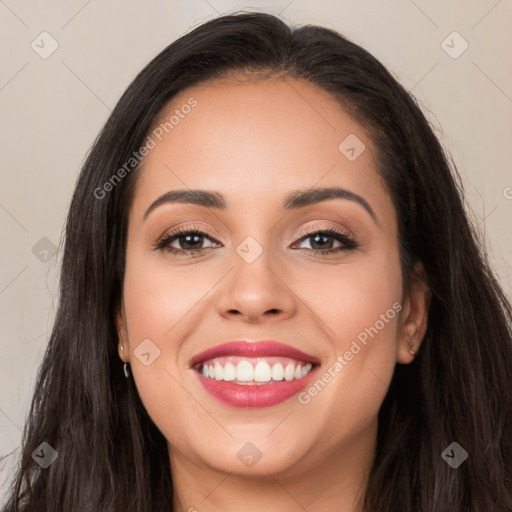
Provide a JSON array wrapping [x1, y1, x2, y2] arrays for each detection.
[[298, 246, 403, 429], [304, 245, 403, 349], [120, 252, 214, 439], [123, 256, 212, 343]]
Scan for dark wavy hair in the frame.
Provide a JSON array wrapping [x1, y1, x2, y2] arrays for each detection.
[[2, 11, 511, 512]]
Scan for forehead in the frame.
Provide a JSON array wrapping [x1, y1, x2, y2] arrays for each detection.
[[130, 76, 393, 225]]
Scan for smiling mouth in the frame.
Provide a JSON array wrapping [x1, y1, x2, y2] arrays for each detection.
[[191, 340, 321, 406], [194, 356, 316, 385]]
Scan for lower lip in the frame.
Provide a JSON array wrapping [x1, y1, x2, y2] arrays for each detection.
[[195, 366, 319, 408]]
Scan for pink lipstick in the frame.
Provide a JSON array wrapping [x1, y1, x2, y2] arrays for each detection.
[[191, 340, 320, 408]]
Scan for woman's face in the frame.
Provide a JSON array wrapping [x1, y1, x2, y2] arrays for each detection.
[[117, 76, 426, 478]]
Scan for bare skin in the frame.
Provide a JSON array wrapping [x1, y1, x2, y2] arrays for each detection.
[[116, 75, 430, 512]]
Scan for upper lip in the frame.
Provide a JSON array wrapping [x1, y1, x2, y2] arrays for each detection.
[[190, 340, 321, 367]]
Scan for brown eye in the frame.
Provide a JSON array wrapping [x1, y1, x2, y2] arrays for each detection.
[[294, 228, 358, 255], [155, 228, 220, 254]]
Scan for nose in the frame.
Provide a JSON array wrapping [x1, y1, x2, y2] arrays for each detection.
[[216, 245, 297, 324]]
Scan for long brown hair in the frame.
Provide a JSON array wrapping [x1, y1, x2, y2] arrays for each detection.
[[2, 11, 511, 511]]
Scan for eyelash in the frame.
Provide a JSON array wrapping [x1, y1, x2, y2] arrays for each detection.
[[154, 225, 358, 257]]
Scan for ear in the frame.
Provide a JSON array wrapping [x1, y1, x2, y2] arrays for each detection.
[[116, 299, 129, 364], [397, 261, 430, 364]]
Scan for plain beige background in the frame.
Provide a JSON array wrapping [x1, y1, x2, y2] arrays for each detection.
[[1, 0, 511, 499]]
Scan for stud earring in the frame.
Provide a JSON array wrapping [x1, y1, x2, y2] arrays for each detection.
[[408, 339, 416, 356]]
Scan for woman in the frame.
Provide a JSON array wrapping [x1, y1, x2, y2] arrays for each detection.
[[2, 11, 511, 512]]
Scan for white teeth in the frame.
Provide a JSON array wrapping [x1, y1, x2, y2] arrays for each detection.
[[284, 363, 295, 381], [223, 362, 237, 381], [236, 361, 254, 382], [200, 358, 314, 383], [254, 361, 272, 382], [271, 363, 284, 381], [214, 361, 224, 380]]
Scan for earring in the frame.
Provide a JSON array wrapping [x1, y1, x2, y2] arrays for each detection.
[[408, 339, 416, 356], [123, 363, 130, 378], [120, 345, 124, 351]]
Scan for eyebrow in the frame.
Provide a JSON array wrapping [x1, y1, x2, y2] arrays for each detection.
[[143, 187, 377, 223]]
